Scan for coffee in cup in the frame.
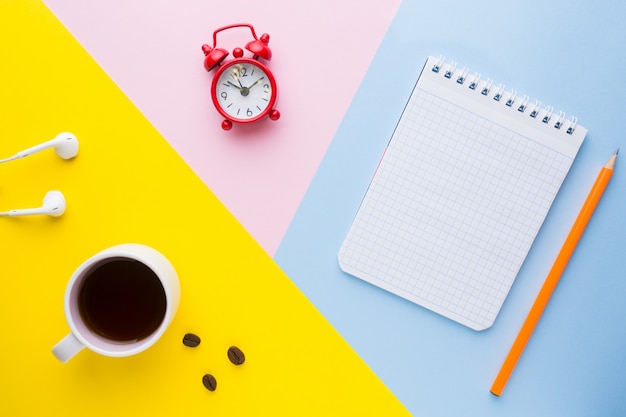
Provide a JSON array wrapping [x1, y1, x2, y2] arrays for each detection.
[[52, 244, 180, 363]]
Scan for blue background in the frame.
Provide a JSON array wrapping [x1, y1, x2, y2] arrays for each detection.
[[275, 0, 626, 415]]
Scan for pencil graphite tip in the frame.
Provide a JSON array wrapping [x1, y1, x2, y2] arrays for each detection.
[[605, 150, 619, 170]]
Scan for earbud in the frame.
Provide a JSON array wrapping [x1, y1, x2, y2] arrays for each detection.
[[0, 132, 79, 163], [0, 191, 66, 217], [17, 132, 79, 160]]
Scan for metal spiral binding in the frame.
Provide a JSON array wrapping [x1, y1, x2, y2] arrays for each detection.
[[431, 57, 578, 135]]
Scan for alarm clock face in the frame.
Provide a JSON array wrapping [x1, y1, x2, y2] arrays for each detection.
[[212, 58, 277, 124]]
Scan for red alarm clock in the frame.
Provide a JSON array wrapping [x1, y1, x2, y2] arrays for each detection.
[[201, 23, 280, 131]]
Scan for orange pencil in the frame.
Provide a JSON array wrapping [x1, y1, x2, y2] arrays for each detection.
[[490, 150, 618, 397]]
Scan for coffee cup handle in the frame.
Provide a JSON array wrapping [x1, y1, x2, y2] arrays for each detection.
[[52, 333, 85, 363]]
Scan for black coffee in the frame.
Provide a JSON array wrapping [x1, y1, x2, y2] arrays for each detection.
[[78, 258, 167, 342]]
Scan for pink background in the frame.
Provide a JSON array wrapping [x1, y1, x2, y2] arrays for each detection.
[[43, 0, 401, 255]]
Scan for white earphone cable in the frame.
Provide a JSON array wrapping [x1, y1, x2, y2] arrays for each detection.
[[0, 155, 19, 163]]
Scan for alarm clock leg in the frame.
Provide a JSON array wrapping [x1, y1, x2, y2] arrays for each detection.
[[221, 120, 233, 131]]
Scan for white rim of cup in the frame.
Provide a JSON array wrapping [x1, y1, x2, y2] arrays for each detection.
[[64, 243, 179, 357]]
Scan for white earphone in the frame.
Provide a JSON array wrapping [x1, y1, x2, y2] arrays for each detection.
[[0, 190, 66, 218], [0, 132, 79, 163], [1, 132, 77, 218]]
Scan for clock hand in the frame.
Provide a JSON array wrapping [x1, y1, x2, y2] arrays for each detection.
[[247, 76, 266, 90], [229, 79, 250, 96], [229, 68, 244, 88], [226, 81, 242, 90]]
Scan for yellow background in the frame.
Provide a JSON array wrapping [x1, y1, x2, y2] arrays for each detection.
[[0, 1, 409, 415]]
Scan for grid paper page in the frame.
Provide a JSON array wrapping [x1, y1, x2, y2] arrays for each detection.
[[339, 58, 584, 330]]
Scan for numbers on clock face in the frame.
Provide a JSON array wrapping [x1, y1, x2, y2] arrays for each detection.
[[215, 62, 273, 121]]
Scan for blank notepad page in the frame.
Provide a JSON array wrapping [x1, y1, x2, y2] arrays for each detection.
[[338, 56, 586, 330]]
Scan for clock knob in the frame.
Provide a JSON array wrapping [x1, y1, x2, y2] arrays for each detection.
[[245, 33, 272, 61], [202, 44, 229, 71]]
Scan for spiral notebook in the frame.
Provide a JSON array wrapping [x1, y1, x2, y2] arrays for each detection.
[[338, 56, 587, 330]]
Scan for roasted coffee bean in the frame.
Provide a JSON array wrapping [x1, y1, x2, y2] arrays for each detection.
[[202, 374, 217, 391], [227, 346, 245, 365], [182, 333, 201, 348]]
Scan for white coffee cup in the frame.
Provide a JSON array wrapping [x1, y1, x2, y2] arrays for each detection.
[[52, 244, 180, 363]]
